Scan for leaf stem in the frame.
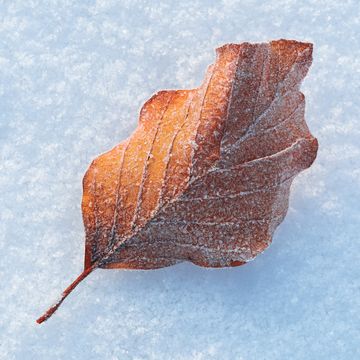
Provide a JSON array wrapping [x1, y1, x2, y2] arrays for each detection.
[[36, 266, 94, 324]]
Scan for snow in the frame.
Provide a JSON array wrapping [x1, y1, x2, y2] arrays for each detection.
[[1, 1, 359, 359]]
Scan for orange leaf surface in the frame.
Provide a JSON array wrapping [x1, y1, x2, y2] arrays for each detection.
[[37, 39, 318, 324]]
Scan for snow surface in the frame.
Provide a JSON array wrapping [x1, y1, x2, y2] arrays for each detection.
[[1, 1, 359, 359]]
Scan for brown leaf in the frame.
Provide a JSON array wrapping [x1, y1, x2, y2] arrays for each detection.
[[37, 39, 318, 323]]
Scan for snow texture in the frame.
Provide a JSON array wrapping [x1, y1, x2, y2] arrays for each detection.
[[0, 1, 359, 359]]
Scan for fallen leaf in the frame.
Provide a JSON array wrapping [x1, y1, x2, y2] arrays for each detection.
[[37, 39, 318, 324]]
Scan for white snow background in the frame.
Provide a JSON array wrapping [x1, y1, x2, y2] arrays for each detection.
[[1, 1, 359, 359]]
